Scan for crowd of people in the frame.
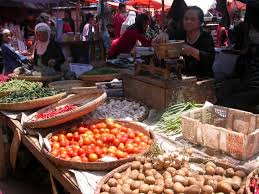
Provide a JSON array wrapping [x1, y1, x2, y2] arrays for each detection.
[[0, 1, 259, 112]]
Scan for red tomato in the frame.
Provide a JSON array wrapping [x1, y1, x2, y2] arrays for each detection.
[[120, 127, 128, 133], [112, 139, 120, 147], [119, 136, 128, 144], [89, 153, 98, 162], [138, 132, 145, 138], [141, 136, 150, 144], [52, 142, 60, 150], [85, 147, 94, 157], [78, 127, 87, 134], [114, 123, 122, 129], [78, 139, 84, 146], [106, 134, 115, 144], [115, 150, 126, 159], [118, 143, 125, 151], [51, 135, 59, 142], [100, 128, 106, 134], [67, 150, 77, 158], [132, 146, 139, 154], [58, 134, 66, 141], [95, 139, 103, 147], [51, 150, 59, 157], [102, 147, 108, 154], [78, 148, 85, 156], [69, 140, 77, 145], [94, 134, 101, 140], [107, 153, 115, 157], [110, 128, 119, 136], [59, 153, 67, 159], [90, 124, 97, 130], [108, 146, 117, 154], [93, 129, 100, 135], [126, 144, 134, 153], [81, 156, 89, 162], [94, 147, 103, 157], [83, 137, 92, 145], [72, 145, 80, 152], [134, 137, 141, 144], [71, 156, 82, 162], [59, 140, 67, 147], [96, 123, 103, 129], [73, 134, 80, 142], [66, 133, 73, 141], [139, 142, 148, 149], [100, 122, 107, 128], [106, 121, 115, 129], [128, 132, 135, 139]]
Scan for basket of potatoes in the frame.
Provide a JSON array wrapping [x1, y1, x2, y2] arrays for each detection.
[[95, 150, 249, 194]]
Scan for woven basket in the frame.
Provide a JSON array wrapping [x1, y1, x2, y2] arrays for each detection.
[[95, 157, 248, 194], [98, 97, 149, 122], [9, 73, 63, 82], [23, 89, 107, 129], [245, 168, 259, 194], [0, 82, 43, 97], [48, 80, 89, 90], [152, 40, 184, 59], [0, 92, 66, 111], [79, 73, 121, 83], [43, 120, 154, 171]]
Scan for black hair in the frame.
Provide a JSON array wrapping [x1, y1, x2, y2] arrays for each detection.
[[128, 13, 149, 34], [119, 3, 126, 10], [185, 6, 204, 25], [65, 10, 72, 17]]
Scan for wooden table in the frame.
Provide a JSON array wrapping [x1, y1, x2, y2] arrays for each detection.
[[0, 115, 82, 194]]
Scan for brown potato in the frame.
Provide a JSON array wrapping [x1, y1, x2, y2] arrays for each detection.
[[165, 180, 174, 189], [206, 162, 217, 168], [145, 176, 156, 185], [164, 189, 175, 194], [132, 189, 140, 194], [167, 167, 177, 176], [150, 169, 157, 175], [130, 170, 140, 180], [207, 180, 217, 191], [201, 185, 213, 194], [213, 175, 223, 182], [145, 170, 154, 177], [231, 176, 242, 191], [173, 182, 185, 193], [156, 179, 165, 186], [226, 168, 235, 178], [100, 192, 109, 194], [217, 181, 233, 194], [109, 187, 123, 194], [101, 184, 110, 192], [194, 175, 205, 186], [176, 169, 186, 176], [139, 184, 150, 193], [184, 185, 201, 194], [153, 185, 164, 194], [188, 177, 199, 186], [132, 161, 142, 170], [143, 163, 153, 170], [234, 170, 247, 179], [138, 173, 145, 180], [205, 166, 215, 175], [136, 156, 146, 164], [122, 186, 132, 194], [215, 167, 225, 176], [172, 175, 188, 186], [131, 181, 141, 190], [155, 173, 163, 180], [108, 178, 118, 187]]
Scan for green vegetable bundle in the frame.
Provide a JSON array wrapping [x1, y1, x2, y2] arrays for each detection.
[[0, 88, 63, 103], [0, 80, 41, 92], [84, 67, 119, 75], [156, 102, 202, 135]]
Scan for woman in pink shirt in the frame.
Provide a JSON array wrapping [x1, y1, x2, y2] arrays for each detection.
[[112, 3, 127, 38]]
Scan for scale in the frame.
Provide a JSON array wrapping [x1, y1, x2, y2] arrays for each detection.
[[135, 40, 185, 80]]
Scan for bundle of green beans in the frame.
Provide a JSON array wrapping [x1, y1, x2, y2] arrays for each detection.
[[0, 88, 63, 103], [155, 102, 202, 135], [0, 80, 41, 92]]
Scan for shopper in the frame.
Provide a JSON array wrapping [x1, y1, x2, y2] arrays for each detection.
[[112, 3, 126, 38]]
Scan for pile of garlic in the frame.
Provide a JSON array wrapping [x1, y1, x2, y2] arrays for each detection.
[[90, 99, 147, 121]]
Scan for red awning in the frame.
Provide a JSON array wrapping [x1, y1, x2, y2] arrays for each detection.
[[228, 0, 246, 11], [107, 1, 138, 12], [126, 0, 171, 9]]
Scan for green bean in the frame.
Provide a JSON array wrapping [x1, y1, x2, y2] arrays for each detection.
[[0, 80, 41, 92]]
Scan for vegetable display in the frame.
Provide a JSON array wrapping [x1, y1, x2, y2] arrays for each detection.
[[89, 99, 147, 120], [100, 151, 248, 194], [83, 67, 119, 75], [32, 104, 77, 121], [0, 79, 41, 92], [249, 169, 259, 194], [0, 88, 62, 103], [48, 119, 152, 162], [156, 102, 202, 135]]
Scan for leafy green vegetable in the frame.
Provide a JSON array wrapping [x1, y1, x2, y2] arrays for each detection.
[[0, 88, 63, 103], [0, 80, 41, 92], [155, 102, 202, 135], [84, 67, 119, 75]]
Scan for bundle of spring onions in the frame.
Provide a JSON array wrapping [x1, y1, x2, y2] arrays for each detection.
[[155, 102, 203, 135]]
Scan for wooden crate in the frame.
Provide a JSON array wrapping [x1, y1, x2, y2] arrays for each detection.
[[181, 105, 259, 160], [123, 73, 216, 109]]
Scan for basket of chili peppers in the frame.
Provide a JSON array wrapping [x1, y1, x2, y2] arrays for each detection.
[[0, 87, 66, 111], [23, 88, 107, 129], [246, 168, 259, 194]]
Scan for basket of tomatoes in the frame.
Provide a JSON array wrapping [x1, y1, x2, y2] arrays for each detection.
[[43, 119, 154, 171]]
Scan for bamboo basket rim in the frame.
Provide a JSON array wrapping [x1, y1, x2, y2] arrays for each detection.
[[152, 40, 185, 46], [23, 89, 107, 129], [43, 119, 155, 171], [245, 168, 259, 194], [102, 97, 149, 122], [95, 156, 250, 194], [79, 73, 121, 81], [9, 73, 63, 82], [0, 92, 66, 111], [48, 80, 85, 87]]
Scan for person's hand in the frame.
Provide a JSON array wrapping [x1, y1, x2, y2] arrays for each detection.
[[181, 44, 200, 60], [27, 55, 34, 62], [48, 59, 56, 67], [22, 50, 32, 56], [152, 32, 169, 44]]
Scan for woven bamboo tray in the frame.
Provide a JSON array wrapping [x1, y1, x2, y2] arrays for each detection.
[[43, 120, 154, 171], [96, 97, 149, 122], [48, 80, 88, 90], [0, 82, 43, 97], [0, 92, 66, 111], [79, 73, 121, 83], [95, 157, 249, 194], [23, 89, 107, 128], [245, 168, 259, 194], [9, 73, 63, 82]]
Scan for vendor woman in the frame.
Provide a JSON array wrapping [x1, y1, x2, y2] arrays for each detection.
[[33, 23, 65, 72], [156, 6, 215, 78], [108, 13, 151, 59], [1, 29, 29, 74]]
